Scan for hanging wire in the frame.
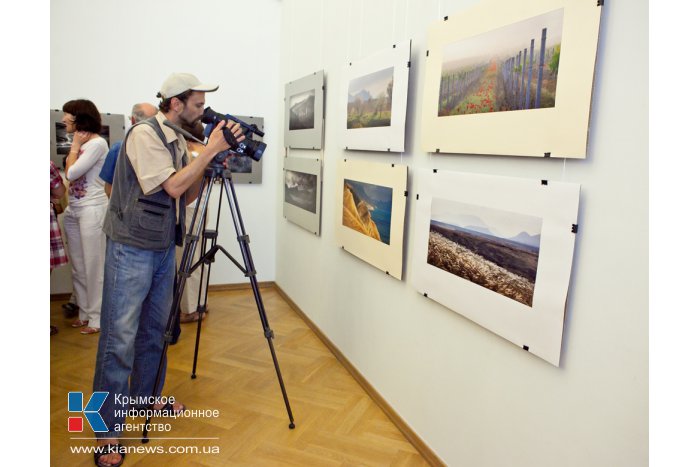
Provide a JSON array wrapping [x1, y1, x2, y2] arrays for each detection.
[[561, 158, 567, 181], [319, 0, 325, 67], [392, 0, 397, 44]]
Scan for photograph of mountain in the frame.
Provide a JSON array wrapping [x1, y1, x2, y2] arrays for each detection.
[[438, 8, 563, 117], [289, 89, 315, 130], [427, 198, 542, 306], [347, 66, 394, 129], [342, 179, 393, 245], [285, 169, 317, 214]]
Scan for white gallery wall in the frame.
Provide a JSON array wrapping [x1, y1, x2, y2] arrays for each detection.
[[275, 0, 648, 466], [50, 0, 282, 293]]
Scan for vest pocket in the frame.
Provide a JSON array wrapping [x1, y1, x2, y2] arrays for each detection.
[[130, 198, 171, 241]]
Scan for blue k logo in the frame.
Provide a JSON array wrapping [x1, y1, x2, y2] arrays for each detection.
[[68, 392, 109, 432]]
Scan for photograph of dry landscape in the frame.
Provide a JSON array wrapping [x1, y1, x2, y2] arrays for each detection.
[[342, 179, 393, 245], [438, 8, 563, 117], [427, 198, 542, 306]]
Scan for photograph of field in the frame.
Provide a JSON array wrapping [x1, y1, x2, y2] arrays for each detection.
[[342, 179, 393, 245], [289, 89, 315, 130], [438, 8, 563, 117], [347, 67, 394, 129], [427, 198, 542, 306], [285, 169, 317, 214]]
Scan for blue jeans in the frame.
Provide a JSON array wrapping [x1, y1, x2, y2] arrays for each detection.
[[93, 238, 175, 439]]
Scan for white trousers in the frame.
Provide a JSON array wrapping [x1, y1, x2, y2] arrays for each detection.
[[63, 203, 107, 328], [176, 205, 205, 314]]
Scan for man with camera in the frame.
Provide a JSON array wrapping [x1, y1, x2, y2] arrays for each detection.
[[92, 73, 244, 467]]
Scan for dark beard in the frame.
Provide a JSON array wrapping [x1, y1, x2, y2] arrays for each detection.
[[181, 115, 202, 127]]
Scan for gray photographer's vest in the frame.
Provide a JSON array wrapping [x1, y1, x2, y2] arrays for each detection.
[[103, 116, 187, 250]]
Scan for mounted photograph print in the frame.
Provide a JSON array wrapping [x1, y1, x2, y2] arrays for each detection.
[[50, 109, 125, 168], [284, 71, 325, 149], [229, 115, 264, 184], [410, 169, 580, 366], [341, 40, 411, 152], [283, 157, 322, 235], [335, 159, 407, 280], [421, 0, 602, 158]]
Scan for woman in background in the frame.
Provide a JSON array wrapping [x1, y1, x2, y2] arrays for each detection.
[[61, 99, 109, 335]]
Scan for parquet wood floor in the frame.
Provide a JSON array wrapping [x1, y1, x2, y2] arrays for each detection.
[[50, 287, 431, 466]]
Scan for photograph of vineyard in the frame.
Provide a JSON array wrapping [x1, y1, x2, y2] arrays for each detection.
[[289, 89, 315, 130], [438, 8, 563, 116], [427, 198, 542, 306], [347, 67, 394, 129], [342, 179, 393, 245], [285, 169, 317, 214]]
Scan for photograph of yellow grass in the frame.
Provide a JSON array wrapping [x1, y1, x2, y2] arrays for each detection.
[[410, 168, 580, 366], [428, 199, 542, 306]]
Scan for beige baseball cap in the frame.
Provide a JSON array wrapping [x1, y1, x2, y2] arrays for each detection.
[[158, 73, 219, 99]]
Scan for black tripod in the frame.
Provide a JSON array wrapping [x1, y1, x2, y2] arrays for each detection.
[[142, 159, 295, 442]]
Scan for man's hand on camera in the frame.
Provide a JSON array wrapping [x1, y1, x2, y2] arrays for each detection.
[[207, 120, 244, 155]]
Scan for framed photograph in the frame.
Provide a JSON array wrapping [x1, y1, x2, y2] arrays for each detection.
[[229, 115, 264, 184], [335, 159, 407, 280], [410, 169, 580, 366], [341, 40, 411, 152], [421, 0, 602, 158], [50, 109, 125, 168], [283, 156, 322, 235], [284, 71, 325, 149]]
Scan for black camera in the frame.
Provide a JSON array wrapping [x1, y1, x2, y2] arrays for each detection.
[[201, 107, 266, 162]]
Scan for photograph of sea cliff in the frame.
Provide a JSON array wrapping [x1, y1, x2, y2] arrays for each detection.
[[342, 179, 393, 245], [285, 169, 317, 214], [427, 198, 542, 306], [289, 89, 315, 130]]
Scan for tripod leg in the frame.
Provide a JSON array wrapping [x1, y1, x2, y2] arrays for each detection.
[[191, 228, 216, 379], [192, 182, 223, 378], [142, 176, 216, 443], [222, 177, 296, 429]]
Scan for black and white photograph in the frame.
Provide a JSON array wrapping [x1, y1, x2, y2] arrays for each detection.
[[285, 169, 317, 214], [284, 71, 325, 149], [283, 156, 322, 235], [289, 89, 315, 131]]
